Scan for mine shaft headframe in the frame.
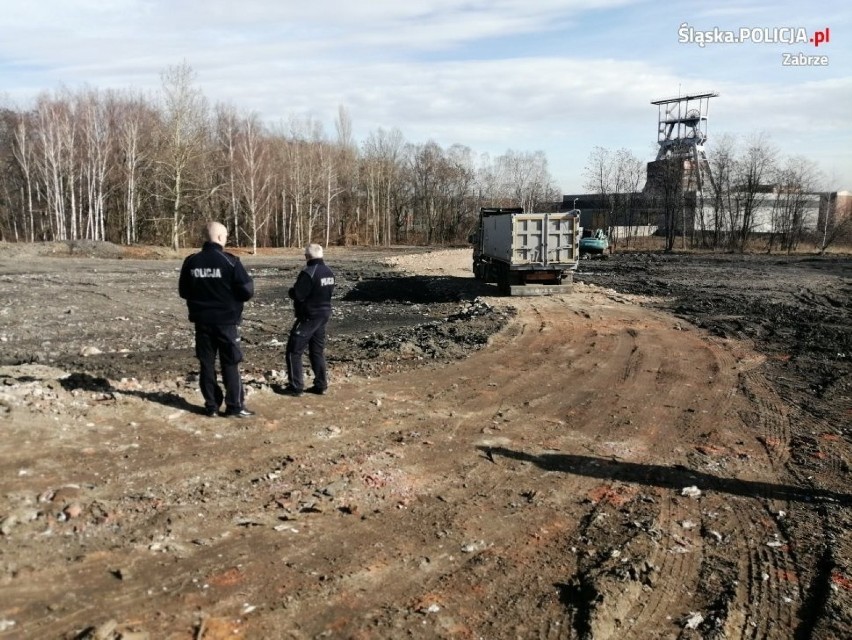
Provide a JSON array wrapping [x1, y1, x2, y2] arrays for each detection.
[[651, 91, 719, 160]]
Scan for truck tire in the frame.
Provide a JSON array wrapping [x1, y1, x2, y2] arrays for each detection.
[[484, 264, 497, 284], [473, 261, 484, 281], [497, 263, 511, 295]]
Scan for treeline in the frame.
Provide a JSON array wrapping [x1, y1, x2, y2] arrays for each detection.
[[699, 133, 835, 252], [583, 136, 851, 254], [0, 63, 560, 250]]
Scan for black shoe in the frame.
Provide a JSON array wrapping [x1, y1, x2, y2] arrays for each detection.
[[306, 386, 326, 395], [205, 408, 219, 417], [225, 408, 255, 418], [280, 386, 303, 397]]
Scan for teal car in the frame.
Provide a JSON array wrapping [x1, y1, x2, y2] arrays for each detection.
[[580, 229, 608, 255]]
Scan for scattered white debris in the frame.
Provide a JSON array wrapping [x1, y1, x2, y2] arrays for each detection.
[[684, 612, 704, 629], [461, 540, 487, 553], [681, 486, 702, 498]]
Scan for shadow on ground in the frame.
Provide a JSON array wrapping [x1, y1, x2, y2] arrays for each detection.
[[342, 274, 491, 303], [59, 371, 207, 415], [482, 446, 851, 506]]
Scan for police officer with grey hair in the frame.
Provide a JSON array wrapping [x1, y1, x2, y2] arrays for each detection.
[[282, 243, 335, 396], [179, 221, 255, 417]]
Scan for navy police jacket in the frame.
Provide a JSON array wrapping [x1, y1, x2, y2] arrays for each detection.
[[179, 241, 254, 325], [288, 259, 335, 320]]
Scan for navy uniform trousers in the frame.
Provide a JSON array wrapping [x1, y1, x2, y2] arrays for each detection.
[[195, 323, 244, 412], [285, 314, 330, 392]]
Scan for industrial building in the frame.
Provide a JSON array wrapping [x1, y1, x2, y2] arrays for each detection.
[[559, 92, 850, 246]]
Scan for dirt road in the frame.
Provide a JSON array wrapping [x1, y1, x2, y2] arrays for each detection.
[[0, 244, 849, 639]]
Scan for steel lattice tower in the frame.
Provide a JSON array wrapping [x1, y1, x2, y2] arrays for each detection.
[[649, 91, 719, 195]]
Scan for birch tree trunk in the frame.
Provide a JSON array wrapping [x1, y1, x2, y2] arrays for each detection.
[[11, 117, 36, 242], [159, 63, 208, 251]]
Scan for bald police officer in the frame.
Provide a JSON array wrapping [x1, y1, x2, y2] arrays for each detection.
[[179, 222, 255, 417], [282, 243, 335, 396]]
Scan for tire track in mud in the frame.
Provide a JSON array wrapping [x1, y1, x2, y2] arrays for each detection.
[[742, 375, 850, 639], [617, 492, 703, 637], [721, 350, 848, 639], [459, 293, 811, 639], [316, 295, 690, 637], [470, 298, 685, 637], [368, 296, 672, 636], [738, 369, 793, 467], [676, 341, 806, 637]]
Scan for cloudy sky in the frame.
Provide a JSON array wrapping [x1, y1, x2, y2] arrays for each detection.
[[1, 0, 849, 193]]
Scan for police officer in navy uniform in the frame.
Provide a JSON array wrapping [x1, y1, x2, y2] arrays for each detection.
[[283, 243, 335, 396], [179, 221, 255, 417]]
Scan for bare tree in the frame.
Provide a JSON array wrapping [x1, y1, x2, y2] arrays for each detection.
[[658, 159, 685, 251], [266, 130, 292, 247], [235, 111, 274, 253], [283, 115, 327, 247], [408, 141, 442, 244], [77, 89, 112, 241], [157, 62, 209, 250], [425, 143, 479, 243], [33, 91, 80, 241], [497, 149, 555, 213], [330, 105, 357, 246], [115, 92, 156, 244], [819, 189, 852, 253], [583, 146, 614, 228], [362, 127, 405, 245], [732, 133, 776, 251], [474, 152, 502, 208], [707, 133, 737, 249], [768, 156, 820, 253], [609, 148, 644, 250], [316, 140, 344, 247], [214, 103, 242, 239], [11, 111, 37, 241], [0, 106, 27, 242]]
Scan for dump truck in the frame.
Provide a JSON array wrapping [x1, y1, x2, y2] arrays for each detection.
[[469, 207, 580, 296]]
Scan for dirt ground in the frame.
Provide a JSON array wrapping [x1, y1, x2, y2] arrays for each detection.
[[0, 241, 849, 640]]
